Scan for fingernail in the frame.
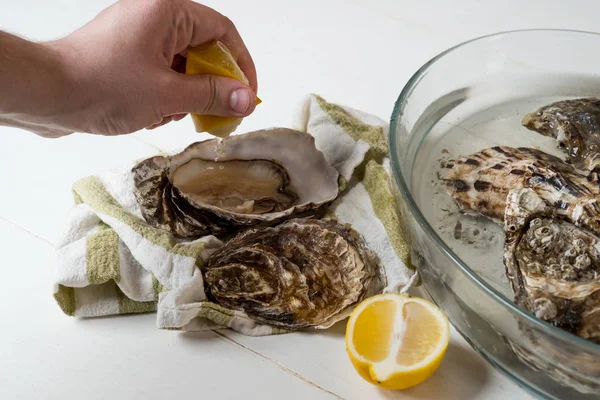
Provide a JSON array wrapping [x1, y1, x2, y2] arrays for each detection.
[[230, 88, 251, 114]]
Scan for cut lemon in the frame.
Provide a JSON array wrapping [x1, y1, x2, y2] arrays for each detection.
[[345, 293, 450, 390], [185, 40, 261, 138]]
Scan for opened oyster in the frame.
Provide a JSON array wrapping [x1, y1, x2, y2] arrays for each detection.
[[441, 146, 600, 232], [523, 97, 600, 174], [203, 218, 386, 329], [132, 128, 339, 237]]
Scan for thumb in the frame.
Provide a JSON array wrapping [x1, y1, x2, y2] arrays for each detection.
[[163, 73, 257, 117]]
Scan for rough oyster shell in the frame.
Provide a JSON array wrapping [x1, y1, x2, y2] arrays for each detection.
[[503, 188, 600, 393], [203, 218, 386, 329], [441, 146, 600, 233], [503, 188, 600, 343], [522, 97, 600, 174], [132, 128, 339, 237]]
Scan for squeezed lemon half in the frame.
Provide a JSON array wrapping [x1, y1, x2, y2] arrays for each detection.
[[345, 293, 450, 390], [185, 40, 261, 137]]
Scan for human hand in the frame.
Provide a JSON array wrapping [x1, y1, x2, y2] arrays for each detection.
[[0, 0, 258, 137]]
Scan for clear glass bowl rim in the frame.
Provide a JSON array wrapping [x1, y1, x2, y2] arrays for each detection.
[[388, 28, 600, 353]]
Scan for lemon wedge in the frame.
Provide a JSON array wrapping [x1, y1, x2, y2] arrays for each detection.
[[345, 293, 450, 390], [185, 40, 261, 138]]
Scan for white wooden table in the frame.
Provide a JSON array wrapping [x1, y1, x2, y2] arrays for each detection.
[[2, 1, 597, 398]]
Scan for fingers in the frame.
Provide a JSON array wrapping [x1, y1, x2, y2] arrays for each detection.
[[162, 72, 257, 117], [219, 20, 258, 93], [171, 54, 187, 74], [180, 1, 258, 93], [147, 116, 173, 130], [146, 113, 187, 130], [2, 117, 74, 138], [172, 113, 187, 121]]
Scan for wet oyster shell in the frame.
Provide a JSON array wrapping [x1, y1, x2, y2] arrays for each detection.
[[503, 188, 600, 393], [441, 146, 600, 233], [522, 97, 600, 174], [508, 331, 600, 394], [503, 189, 600, 343], [132, 128, 339, 237], [203, 218, 386, 329]]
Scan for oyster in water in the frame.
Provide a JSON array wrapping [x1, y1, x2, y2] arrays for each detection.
[[440, 146, 600, 232], [132, 128, 339, 237], [522, 98, 600, 174], [203, 218, 386, 329], [503, 189, 600, 343]]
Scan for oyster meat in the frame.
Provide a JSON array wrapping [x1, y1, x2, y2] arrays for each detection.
[[132, 128, 339, 237], [203, 218, 386, 329], [440, 146, 600, 232], [522, 97, 600, 174], [503, 189, 600, 343]]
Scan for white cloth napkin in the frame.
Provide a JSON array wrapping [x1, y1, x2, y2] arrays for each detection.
[[53, 94, 417, 336]]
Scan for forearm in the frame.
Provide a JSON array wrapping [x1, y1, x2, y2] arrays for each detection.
[[0, 31, 75, 134], [0, 0, 258, 138]]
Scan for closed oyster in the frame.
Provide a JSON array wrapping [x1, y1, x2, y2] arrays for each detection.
[[503, 189, 600, 343], [522, 98, 600, 174], [132, 128, 339, 237], [203, 218, 386, 329], [440, 146, 600, 232]]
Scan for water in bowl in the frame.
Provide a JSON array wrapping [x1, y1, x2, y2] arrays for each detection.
[[409, 78, 596, 299]]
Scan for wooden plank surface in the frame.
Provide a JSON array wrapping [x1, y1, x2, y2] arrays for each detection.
[[3, 0, 597, 398]]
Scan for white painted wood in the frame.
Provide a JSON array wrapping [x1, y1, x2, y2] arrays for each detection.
[[219, 284, 540, 399], [0, 127, 158, 245], [0, 220, 336, 400], [2, 0, 598, 398]]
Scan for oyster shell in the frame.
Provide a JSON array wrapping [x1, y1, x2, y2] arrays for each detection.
[[132, 128, 339, 237], [203, 218, 386, 329], [509, 337, 600, 394], [440, 146, 600, 232], [522, 98, 600, 174], [503, 188, 600, 343]]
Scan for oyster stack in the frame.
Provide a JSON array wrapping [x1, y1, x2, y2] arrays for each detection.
[[132, 128, 386, 331], [503, 189, 600, 343], [440, 98, 600, 391], [503, 189, 600, 390]]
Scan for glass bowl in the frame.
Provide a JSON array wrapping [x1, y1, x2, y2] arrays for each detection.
[[389, 29, 600, 399]]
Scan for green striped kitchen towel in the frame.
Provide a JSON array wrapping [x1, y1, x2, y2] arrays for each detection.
[[54, 94, 416, 336]]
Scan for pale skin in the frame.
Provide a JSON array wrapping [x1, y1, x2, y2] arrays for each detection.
[[0, 0, 258, 138]]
